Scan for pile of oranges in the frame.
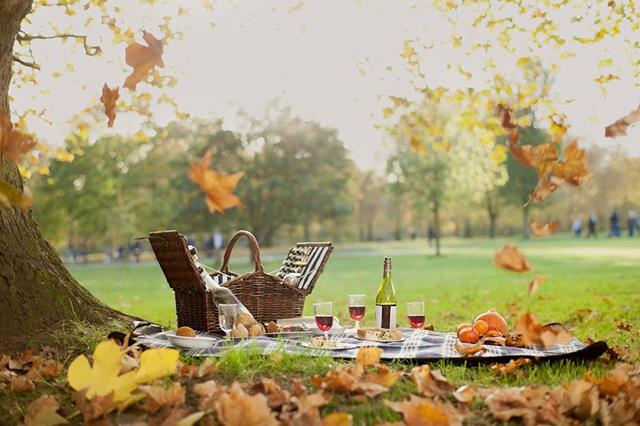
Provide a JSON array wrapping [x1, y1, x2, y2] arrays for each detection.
[[456, 308, 509, 344]]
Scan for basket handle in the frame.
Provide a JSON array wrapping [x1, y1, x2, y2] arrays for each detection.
[[220, 230, 264, 274]]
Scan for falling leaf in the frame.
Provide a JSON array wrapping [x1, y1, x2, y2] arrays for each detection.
[[322, 412, 353, 426], [11, 375, 35, 392], [605, 105, 640, 137], [490, 359, 532, 376], [67, 340, 179, 405], [410, 365, 455, 398], [215, 382, 278, 426], [515, 313, 572, 348], [594, 73, 619, 84], [22, 395, 68, 426], [598, 58, 613, 68], [385, 395, 463, 426], [0, 109, 37, 164], [409, 137, 428, 156], [526, 174, 562, 205], [100, 83, 119, 127], [552, 141, 590, 186], [189, 149, 244, 213], [452, 385, 476, 404], [123, 31, 164, 90], [401, 40, 417, 61], [455, 341, 488, 356], [356, 347, 382, 368], [494, 244, 531, 272], [530, 221, 560, 237], [138, 383, 185, 413], [287, 1, 305, 13], [527, 274, 545, 297]]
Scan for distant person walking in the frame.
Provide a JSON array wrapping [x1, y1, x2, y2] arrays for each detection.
[[572, 217, 582, 237], [628, 210, 639, 237], [609, 209, 621, 237], [587, 212, 598, 238]]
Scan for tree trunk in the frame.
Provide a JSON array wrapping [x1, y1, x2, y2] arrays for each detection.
[[433, 200, 441, 256], [522, 204, 530, 240], [486, 195, 498, 239], [0, 1, 133, 352]]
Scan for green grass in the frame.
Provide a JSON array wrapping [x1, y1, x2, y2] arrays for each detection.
[[64, 236, 640, 424]]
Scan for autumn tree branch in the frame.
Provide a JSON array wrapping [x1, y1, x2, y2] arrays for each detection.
[[16, 31, 101, 56], [12, 55, 40, 70]]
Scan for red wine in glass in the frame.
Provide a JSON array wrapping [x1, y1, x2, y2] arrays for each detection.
[[315, 315, 333, 332], [408, 314, 425, 329], [349, 306, 365, 321]]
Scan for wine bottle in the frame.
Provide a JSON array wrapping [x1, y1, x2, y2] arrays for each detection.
[[189, 245, 255, 320], [375, 256, 397, 329]]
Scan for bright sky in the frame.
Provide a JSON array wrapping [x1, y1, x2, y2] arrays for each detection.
[[12, 0, 640, 170]]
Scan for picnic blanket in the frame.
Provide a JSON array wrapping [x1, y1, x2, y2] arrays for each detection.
[[135, 328, 607, 364]]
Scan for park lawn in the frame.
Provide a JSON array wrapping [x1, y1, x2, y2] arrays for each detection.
[[56, 236, 639, 424]]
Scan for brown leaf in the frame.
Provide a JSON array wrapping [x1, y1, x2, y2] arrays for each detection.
[[138, 383, 185, 413], [251, 377, 291, 408], [356, 347, 383, 367], [452, 385, 476, 404], [193, 380, 226, 412], [552, 140, 590, 186], [215, 382, 278, 426], [410, 365, 455, 398], [605, 105, 640, 137], [455, 341, 488, 357], [385, 395, 463, 426], [290, 379, 308, 397], [100, 84, 119, 128], [188, 149, 244, 213], [291, 390, 330, 426], [363, 365, 401, 388], [490, 359, 532, 376], [484, 387, 538, 424], [0, 109, 37, 164], [11, 375, 35, 392], [526, 175, 562, 205], [515, 313, 572, 348], [321, 412, 353, 426], [527, 275, 545, 297], [74, 390, 116, 421], [123, 31, 164, 90], [530, 221, 560, 237], [178, 358, 217, 378], [22, 394, 68, 426], [494, 244, 531, 273]]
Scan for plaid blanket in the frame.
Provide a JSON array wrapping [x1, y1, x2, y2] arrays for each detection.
[[135, 329, 606, 363]]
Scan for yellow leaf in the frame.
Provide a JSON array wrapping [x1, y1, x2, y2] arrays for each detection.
[[135, 348, 180, 383], [23, 395, 68, 426], [594, 73, 619, 84], [401, 40, 416, 60], [189, 149, 244, 214], [598, 58, 613, 68], [516, 56, 531, 68], [37, 166, 50, 176], [356, 347, 382, 367], [451, 36, 462, 49], [55, 150, 75, 162], [322, 412, 353, 426]]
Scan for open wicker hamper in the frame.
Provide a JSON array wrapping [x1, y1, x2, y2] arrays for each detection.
[[148, 229, 332, 333]]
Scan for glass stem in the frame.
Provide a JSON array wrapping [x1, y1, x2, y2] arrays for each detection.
[[355, 320, 360, 330], [324, 331, 328, 340]]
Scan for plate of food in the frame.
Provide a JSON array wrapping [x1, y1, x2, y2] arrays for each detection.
[[264, 320, 313, 337], [300, 337, 360, 351], [167, 327, 218, 349], [355, 327, 405, 342]]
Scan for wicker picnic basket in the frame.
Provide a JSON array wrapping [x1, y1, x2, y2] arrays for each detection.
[[149, 229, 328, 333]]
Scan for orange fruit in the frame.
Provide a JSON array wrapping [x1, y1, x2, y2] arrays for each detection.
[[472, 319, 489, 335], [456, 323, 473, 337], [474, 308, 509, 335], [458, 327, 480, 344]]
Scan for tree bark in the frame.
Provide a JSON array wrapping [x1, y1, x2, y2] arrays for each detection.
[[0, 0, 133, 352], [486, 195, 498, 239], [522, 204, 530, 240], [432, 200, 441, 256]]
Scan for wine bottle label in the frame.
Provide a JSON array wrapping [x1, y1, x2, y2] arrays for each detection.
[[375, 305, 397, 329]]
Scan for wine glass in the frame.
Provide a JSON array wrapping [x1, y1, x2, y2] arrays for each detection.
[[218, 303, 237, 340], [407, 301, 425, 329], [313, 301, 333, 340], [348, 294, 366, 330]]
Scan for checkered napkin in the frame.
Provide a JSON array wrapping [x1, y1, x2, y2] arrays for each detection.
[[135, 329, 588, 361]]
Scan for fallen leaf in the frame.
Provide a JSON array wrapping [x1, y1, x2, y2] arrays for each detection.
[[177, 411, 206, 426], [215, 382, 278, 426], [410, 365, 455, 398], [490, 359, 532, 376], [138, 382, 185, 413], [605, 105, 640, 137], [100, 84, 119, 127], [188, 149, 244, 213], [494, 244, 531, 272], [11, 375, 35, 392], [385, 395, 463, 426], [515, 313, 572, 348], [452, 385, 476, 404], [251, 377, 290, 408], [74, 390, 116, 421], [530, 221, 560, 237], [363, 365, 401, 388], [0, 109, 37, 164], [22, 394, 68, 426], [123, 31, 164, 90], [356, 347, 383, 367], [293, 390, 331, 425], [455, 341, 488, 356], [322, 412, 353, 426], [527, 275, 545, 297]]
